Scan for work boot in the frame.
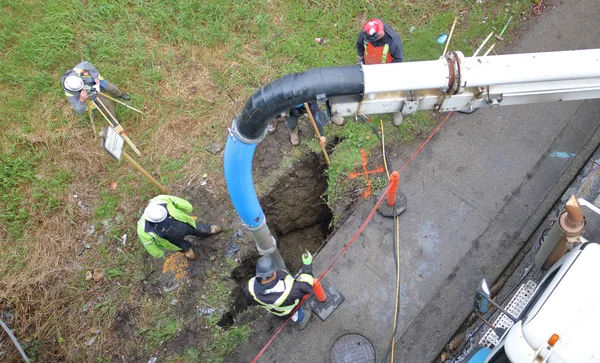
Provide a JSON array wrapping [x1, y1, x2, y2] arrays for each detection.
[[290, 128, 300, 146], [210, 224, 223, 234], [120, 93, 130, 101], [393, 112, 404, 126], [297, 307, 312, 330], [331, 114, 346, 126], [183, 248, 197, 261]]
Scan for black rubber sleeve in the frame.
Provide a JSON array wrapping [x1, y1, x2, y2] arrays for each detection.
[[236, 65, 364, 140]]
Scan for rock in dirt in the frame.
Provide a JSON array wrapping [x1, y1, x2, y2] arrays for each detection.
[[159, 271, 181, 293], [232, 229, 243, 239], [93, 269, 105, 282], [225, 241, 241, 258], [85, 271, 93, 281], [205, 142, 223, 154]]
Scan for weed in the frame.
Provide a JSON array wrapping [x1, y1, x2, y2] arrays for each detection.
[[203, 324, 252, 363], [140, 317, 181, 347]]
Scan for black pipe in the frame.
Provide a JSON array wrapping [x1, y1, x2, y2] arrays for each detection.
[[236, 65, 364, 140]]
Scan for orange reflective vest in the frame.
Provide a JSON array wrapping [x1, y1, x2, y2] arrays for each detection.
[[363, 41, 392, 64]]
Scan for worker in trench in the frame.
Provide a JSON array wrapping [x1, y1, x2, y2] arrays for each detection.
[[243, 252, 315, 329], [331, 18, 405, 127], [285, 102, 335, 146], [61, 60, 130, 120], [137, 195, 222, 261]]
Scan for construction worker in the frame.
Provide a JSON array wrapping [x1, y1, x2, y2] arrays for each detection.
[[61, 61, 130, 120], [287, 102, 328, 146], [352, 18, 405, 126], [137, 195, 222, 261], [243, 252, 315, 329]]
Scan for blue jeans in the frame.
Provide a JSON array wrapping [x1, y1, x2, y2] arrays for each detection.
[[294, 305, 304, 323]]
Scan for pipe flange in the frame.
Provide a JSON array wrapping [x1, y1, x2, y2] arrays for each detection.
[[446, 51, 464, 95], [559, 211, 586, 235], [230, 115, 269, 145]]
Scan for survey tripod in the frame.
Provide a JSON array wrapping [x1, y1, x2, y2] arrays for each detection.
[[84, 84, 142, 156]]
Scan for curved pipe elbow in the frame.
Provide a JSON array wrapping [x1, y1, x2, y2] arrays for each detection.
[[224, 64, 364, 232], [236, 65, 364, 141]]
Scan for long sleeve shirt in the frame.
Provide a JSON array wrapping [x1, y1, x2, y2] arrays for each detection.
[[60, 61, 101, 114], [242, 270, 314, 309], [356, 24, 404, 63]]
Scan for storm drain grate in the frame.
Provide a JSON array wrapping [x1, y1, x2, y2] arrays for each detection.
[[479, 279, 538, 347]]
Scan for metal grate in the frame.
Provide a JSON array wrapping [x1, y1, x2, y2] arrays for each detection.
[[479, 279, 538, 347]]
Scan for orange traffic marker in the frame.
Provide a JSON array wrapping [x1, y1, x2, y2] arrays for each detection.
[[313, 279, 327, 302], [387, 171, 400, 207]]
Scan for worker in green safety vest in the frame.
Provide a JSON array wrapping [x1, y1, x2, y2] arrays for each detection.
[[137, 195, 222, 260], [243, 252, 315, 329]]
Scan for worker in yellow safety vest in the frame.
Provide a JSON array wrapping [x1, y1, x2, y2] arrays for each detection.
[[243, 253, 315, 329], [356, 18, 405, 126]]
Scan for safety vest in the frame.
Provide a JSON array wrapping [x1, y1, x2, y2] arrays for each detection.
[[248, 274, 314, 316], [364, 40, 392, 64]]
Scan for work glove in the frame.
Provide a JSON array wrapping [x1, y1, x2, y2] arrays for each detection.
[[302, 250, 313, 265]]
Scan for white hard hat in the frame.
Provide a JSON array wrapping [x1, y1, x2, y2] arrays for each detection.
[[64, 75, 84, 92], [144, 203, 168, 223]]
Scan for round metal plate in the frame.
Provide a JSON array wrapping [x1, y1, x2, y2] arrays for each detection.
[[330, 333, 375, 363]]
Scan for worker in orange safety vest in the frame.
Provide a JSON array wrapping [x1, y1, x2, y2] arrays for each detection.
[[356, 18, 405, 126]]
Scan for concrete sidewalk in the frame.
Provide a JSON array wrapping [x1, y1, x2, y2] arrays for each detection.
[[234, 0, 600, 362]]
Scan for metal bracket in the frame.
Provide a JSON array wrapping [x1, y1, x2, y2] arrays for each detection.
[[402, 99, 419, 115]]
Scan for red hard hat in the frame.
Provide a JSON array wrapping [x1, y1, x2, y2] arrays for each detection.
[[362, 18, 384, 42]]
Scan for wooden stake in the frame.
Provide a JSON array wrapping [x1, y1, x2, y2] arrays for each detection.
[[442, 18, 458, 56], [473, 32, 494, 57], [98, 91, 145, 114], [85, 99, 96, 139], [483, 43, 496, 57], [121, 151, 167, 193], [304, 103, 331, 166]]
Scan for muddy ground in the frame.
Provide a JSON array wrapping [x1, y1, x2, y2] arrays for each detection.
[[106, 114, 359, 361]]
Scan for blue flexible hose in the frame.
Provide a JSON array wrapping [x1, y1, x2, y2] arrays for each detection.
[[223, 134, 264, 229]]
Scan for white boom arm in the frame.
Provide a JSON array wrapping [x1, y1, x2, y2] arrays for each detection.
[[329, 49, 600, 117]]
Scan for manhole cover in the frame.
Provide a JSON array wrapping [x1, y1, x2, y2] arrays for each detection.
[[330, 334, 375, 363]]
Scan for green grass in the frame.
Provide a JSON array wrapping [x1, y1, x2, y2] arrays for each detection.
[[0, 0, 533, 361]]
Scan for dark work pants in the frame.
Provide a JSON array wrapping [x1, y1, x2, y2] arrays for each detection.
[[155, 219, 212, 252]]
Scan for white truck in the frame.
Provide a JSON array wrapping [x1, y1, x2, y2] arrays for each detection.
[[466, 198, 600, 363]]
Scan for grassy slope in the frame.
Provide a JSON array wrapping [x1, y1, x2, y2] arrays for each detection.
[[0, 0, 531, 361]]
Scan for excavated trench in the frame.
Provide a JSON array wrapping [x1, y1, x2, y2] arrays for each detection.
[[222, 151, 333, 327]]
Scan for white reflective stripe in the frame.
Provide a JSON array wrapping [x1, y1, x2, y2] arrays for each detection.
[[264, 279, 285, 294], [143, 241, 153, 245]]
